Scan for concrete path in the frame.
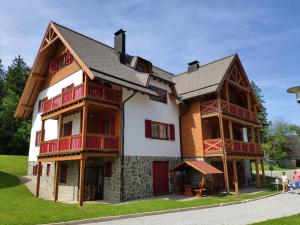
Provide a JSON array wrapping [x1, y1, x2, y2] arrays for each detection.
[[87, 193, 300, 225]]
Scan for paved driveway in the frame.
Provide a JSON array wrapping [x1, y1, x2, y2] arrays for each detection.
[[88, 193, 300, 225]]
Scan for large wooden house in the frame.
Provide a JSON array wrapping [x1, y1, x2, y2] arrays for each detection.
[[15, 22, 265, 205], [174, 56, 265, 193]]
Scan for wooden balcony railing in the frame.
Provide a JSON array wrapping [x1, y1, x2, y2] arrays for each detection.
[[43, 84, 84, 113], [42, 83, 121, 113], [201, 99, 257, 122], [86, 133, 119, 150], [204, 138, 261, 154], [39, 134, 119, 155]]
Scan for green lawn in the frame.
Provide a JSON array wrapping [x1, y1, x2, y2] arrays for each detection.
[[0, 155, 277, 225], [251, 161, 292, 171], [253, 214, 300, 224]]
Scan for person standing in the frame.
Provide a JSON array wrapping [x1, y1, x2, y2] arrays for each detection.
[[281, 172, 288, 192], [293, 170, 300, 192]]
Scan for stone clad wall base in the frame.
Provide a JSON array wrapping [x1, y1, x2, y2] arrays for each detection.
[[27, 161, 79, 202], [123, 156, 180, 201]]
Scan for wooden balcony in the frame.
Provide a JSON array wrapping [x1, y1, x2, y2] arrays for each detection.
[[204, 138, 261, 155], [42, 83, 121, 114], [40, 134, 119, 155], [201, 99, 257, 123]]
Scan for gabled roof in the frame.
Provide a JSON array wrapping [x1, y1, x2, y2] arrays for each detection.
[[53, 22, 174, 85], [171, 160, 223, 175], [17, 22, 178, 118], [173, 54, 236, 100]]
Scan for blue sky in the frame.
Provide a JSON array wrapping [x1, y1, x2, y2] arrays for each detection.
[[0, 0, 300, 124]]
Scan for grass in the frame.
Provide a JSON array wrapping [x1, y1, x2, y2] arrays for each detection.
[[0, 155, 278, 225], [251, 161, 292, 172], [253, 214, 300, 224]]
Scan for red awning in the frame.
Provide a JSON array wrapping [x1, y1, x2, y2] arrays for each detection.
[[171, 160, 223, 175]]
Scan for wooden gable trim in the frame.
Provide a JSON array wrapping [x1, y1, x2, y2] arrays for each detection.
[[15, 22, 95, 118], [50, 22, 95, 80], [216, 54, 261, 110]]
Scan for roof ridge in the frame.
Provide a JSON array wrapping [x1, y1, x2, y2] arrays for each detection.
[[51, 21, 115, 51], [174, 53, 237, 78], [152, 65, 174, 76]]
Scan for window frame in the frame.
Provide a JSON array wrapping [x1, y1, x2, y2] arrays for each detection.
[[149, 85, 168, 104]]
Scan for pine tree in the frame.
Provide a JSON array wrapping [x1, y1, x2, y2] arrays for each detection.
[[251, 81, 271, 142], [0, 56, 31, 155]]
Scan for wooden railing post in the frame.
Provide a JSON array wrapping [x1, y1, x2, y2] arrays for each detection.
[[57, 115, 62, 153], [81, 105, 88, 150]]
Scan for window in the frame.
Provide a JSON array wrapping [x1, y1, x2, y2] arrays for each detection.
[[99, 118, 115, 135], [38, 98, 47, 113], [35, 131, 42, 146], [149, 86, 167, 103], [105, 161, 112, 177], [145, 120, 175, 141], [59, 163, 68, 183], [46, 164, 51, 176], [32, 165, 38, 176], [63, 122, 72, 137]]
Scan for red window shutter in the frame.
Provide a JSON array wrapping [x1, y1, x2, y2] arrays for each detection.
[[32, 165, 37, 176], [110, 117, 115, 135], [145, 120, 152, 138], [105, 161, 112, 177], [35, 132, 39, 146], [38, 100, 42, 113], [99, 119, 104, 134], [169, 124, 175, 141]]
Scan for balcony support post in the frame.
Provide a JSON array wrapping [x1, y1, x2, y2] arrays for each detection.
[[35, 161, 42, 197], [54, 161, 59, 202], [247, 92, 251, 111], [233, 159, 239, 193], [255, 159, 261, 187], [229, 120, 233, 140], [79, 157, 86, 206], [222, 156, 230, 193]]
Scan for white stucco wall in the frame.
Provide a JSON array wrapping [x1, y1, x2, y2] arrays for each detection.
[[123, 78, 180, 157], [28, 70, 83, 161]]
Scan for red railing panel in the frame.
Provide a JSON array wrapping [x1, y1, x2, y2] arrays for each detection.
[[59, 138, 70, 151], [40, 143, 49, 154], [62, 90, 73, 104], [88, 86, 104, 100], [86, 135, 101, 148], [52, 96, 62, 108], [104, 137, 119, 149], [70, 136, 82, 149], [74, 85, 84, 99], [44, 100, 52, 112]]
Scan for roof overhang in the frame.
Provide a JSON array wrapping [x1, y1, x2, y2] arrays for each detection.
[[171, 160, 223, 175]]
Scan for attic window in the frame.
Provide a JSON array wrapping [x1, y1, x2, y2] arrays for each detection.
[[149, 85, 167, 103], [49, 51, 73, 74]]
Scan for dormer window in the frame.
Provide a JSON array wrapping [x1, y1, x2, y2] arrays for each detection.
[[149, 85, 167, 103]]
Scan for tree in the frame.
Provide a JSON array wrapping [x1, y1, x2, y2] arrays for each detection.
[[251, 81, 271, 142], [5, 55, 30, 96], [0, 59, 5, 106], [0, 56, 31, 155]]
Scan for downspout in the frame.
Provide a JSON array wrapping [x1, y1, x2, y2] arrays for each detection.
[[120, 90, 136, 202], [179, 101, 190, 162]]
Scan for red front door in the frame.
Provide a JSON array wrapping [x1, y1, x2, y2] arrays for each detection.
[[153, 161, 169, 195]]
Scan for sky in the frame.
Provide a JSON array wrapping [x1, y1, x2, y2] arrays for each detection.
[[0, 0, 300, 124]]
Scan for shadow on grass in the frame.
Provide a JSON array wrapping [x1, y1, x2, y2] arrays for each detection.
[[0, 170, 21, 189]]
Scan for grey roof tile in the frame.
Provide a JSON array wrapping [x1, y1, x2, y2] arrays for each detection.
[[173, 54, 236, 100]]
